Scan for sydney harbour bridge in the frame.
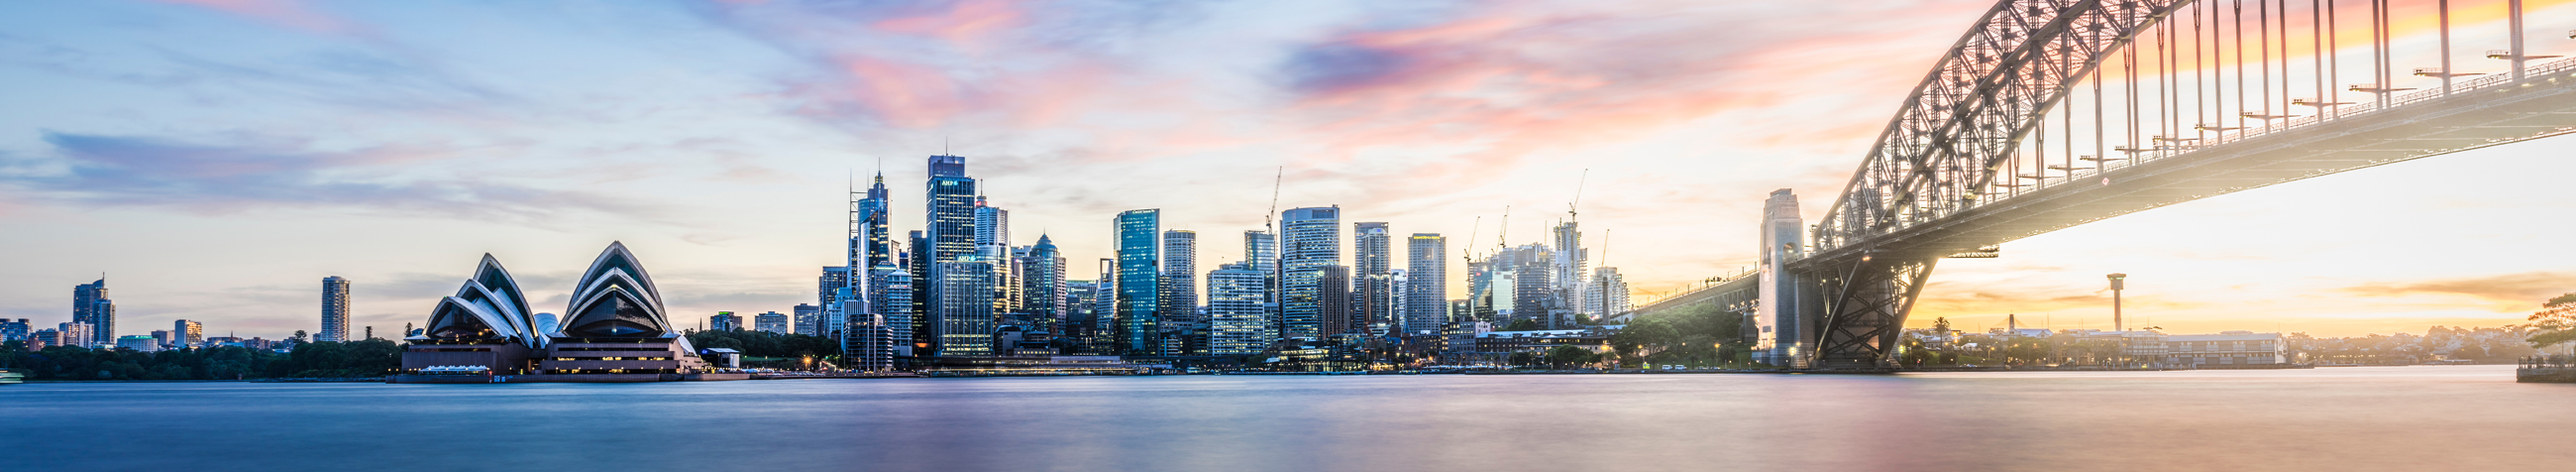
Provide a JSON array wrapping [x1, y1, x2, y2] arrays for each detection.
[[1628, 0, 2576, 369]]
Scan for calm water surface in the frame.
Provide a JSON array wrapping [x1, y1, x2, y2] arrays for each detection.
[[4, 366, 2571, 471]]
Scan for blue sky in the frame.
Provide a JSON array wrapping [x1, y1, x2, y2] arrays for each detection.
[[3, 0, 2572, 339]]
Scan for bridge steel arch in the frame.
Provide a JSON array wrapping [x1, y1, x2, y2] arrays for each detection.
[[1802, 0, 2193, 369]]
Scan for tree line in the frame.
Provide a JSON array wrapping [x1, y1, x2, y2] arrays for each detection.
[[0, 339, 402, 380]]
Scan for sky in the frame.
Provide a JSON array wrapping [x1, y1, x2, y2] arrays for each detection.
[[1, 0, 2572, 340]]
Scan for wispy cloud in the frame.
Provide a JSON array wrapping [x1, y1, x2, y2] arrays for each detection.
[[0, 132, 648, 223], [2341, 272, 2576, 308]]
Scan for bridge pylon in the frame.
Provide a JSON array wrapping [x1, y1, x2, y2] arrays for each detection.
[[1796, 254, 1935, 370]]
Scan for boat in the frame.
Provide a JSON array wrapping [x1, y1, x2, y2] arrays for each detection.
[[0, 369, 24, 385]]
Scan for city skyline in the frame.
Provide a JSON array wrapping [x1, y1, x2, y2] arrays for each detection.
[[4, 1, 2575, 341]]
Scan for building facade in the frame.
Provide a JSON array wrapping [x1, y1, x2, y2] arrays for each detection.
[[1404, 233, 1448, 336], [1207, 263, 1268, 356], [320, 276, 352, 343], [1353, 222, 1393, 337], [753, 311, 790, 334], [173, 319, 203, 348], [1279, 207, 1342, 340], [931, 261, 997, 357], [710, 312, 743, 331], [1022, 235, 1066, 326], [1159, 230, 1199, 337], [73, 278, 113, 347], [1113, 210, 1161, 355]]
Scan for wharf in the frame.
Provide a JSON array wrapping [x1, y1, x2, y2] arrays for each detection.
[[2517, 367, 2576, 383]]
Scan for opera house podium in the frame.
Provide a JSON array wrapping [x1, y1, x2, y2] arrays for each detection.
[[394, 243, 712, 384]]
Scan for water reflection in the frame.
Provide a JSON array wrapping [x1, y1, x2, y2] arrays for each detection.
[[3, 366, 2569, 471]]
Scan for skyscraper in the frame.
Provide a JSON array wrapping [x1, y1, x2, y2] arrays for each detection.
[[1114, 210, 1161, 355], [1022, 235, 1066, 326], [818, 266, 853, 337], [1405, 233, 1449, 336], [866, 265, 916, 357], [1551, 221, 1588, 317], [925, 155, 978, 263], [793, 303, 821, 336], [1586, 267, 1632, 317], [857, 173, 895, 268], [1242, 230, 1279, 344], [1207, 263, 1268, 356], [754, 311, 790, 334], [1159, 230, 1199, 333], [1352, 222, 1393, 336], [975, 196, 1019, 315], [320, 276, 351, 343], [931, 261, 996, 357], [1, 318, 29, 343], [1278, 207, 1341, 340], [73, 278, 112, 346], [710, 312, 743, 331], [1316, 266, 1352, 337], [173, 319, 203, 348]]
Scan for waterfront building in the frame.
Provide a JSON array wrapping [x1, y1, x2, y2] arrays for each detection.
[[1208, 263, 1267, 356], [403, 254, 547, 376], [117, 335, 160, 352], [930, 261, 997, 357], [1279, 206, 1342, 340], [151, 329, 171, 348], [1022, 235, 1066, 326], [1404, 233, 1448, 336], [527, 243, 709, 377], [1159, 230, 1199, 337], [793, 303, 821, 336], [2165, 331, 2291, 366], [1353, 222, 1393, 336], [710, 312, 743, 331], [1756, 188, 1805, 367], [320, 276, 352, 343], [73, 278, 113, 347], [753, 311, 789, 334], [1114, 210, 1161, 355], [864, 265, 916, 357]]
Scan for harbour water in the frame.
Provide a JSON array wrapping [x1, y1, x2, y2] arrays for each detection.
[[4, 365, 2570, 471]]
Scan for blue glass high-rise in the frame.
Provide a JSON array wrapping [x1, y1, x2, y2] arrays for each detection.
[[1114, 209, 1160, 356]]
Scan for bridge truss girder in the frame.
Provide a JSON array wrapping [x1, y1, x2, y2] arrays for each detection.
[[1804, 258, 1936, 369], [1815, 0, 2190, 255]]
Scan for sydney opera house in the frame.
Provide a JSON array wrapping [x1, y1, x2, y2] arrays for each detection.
[[392, 242, 716, 383]]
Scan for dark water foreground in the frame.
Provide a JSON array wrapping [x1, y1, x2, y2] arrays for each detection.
[[4, 366, 2570, 471]]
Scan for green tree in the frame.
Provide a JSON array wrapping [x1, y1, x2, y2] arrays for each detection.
[[2526, 293, 2576, 349]]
